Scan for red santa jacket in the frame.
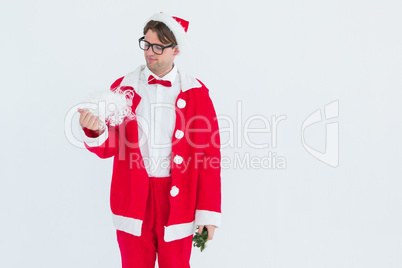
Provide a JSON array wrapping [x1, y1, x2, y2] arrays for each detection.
[[81, 65, 221, 242]]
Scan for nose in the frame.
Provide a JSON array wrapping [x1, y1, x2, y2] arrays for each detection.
[[145, 47, 155, 56]]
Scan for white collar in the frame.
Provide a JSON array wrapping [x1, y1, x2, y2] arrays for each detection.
[[121, 64, 202, 93]]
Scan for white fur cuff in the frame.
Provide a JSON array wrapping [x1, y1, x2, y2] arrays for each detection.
[[195, 209, 221, 228]]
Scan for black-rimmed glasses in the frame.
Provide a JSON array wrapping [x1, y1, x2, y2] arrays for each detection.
[[138, 36, 176, 55]]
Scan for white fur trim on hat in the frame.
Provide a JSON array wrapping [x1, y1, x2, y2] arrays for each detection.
[[146, 12, 187, 54]]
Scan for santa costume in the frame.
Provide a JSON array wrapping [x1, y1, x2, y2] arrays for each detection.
[[79, 12, 222, 268]]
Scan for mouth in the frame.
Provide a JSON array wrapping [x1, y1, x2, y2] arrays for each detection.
[[147, 58, 157, 63]]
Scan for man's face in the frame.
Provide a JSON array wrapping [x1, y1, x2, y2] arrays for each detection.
[[144, 29, 179, 76]]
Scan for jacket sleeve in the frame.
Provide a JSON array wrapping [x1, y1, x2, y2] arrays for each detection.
[[78, 77, 124, 159], [194, 89, 222, 228], [79, 124, 119, 159]]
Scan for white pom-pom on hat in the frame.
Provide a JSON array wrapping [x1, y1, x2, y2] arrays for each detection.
[[145, 12, 189, 55]]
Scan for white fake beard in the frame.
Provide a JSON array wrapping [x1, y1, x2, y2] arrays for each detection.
[[77, 86, 135, 127]]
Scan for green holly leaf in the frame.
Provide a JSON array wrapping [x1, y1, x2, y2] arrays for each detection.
[[192, 226, 209, 252]]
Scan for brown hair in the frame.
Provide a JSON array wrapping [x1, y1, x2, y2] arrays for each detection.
[[143, 20, 177, 45]]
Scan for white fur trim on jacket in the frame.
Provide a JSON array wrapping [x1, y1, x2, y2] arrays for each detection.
[[112, 213, 196, 242], [79, 125, 109, 148], [112, 214, 143, 236], [164, 221, 197, 242], [120, 65, 202, 94], [195, 209, 222, 228]]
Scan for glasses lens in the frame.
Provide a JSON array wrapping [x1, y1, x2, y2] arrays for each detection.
[[153, 45, 163, 55], [139, 40, 149, 50]]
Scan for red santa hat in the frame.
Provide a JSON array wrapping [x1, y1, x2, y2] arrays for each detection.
[[145, 12, 189, 54]]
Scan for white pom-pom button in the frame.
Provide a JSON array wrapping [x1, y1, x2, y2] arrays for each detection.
[[177, 98, 186, 108], [173, 155, 183, 164], [175, 130, 184, 139], [170, 186, 179, 197]]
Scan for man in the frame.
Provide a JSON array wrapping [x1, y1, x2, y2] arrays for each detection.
[[77, 12, 221, 268]]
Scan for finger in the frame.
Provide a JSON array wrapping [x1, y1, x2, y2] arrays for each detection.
[[207, 226, 215, 241], [84, 113, 96, 129], [87, 115, 98, 130], [79, 110, 89, 125], [81, 112, 92, 127], [90, 117, 102, 131], [88, 116, 98, 129], [198, 225, 204, 234], [80, 110, 91, 125]]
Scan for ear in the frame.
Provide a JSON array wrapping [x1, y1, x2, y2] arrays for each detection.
[[173, 46, 180, 56]]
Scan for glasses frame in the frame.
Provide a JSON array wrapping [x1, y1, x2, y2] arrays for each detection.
[[138, 36, 176, 55]]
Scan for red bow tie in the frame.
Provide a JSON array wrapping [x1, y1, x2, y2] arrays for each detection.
[[148, 75, 172, 87]]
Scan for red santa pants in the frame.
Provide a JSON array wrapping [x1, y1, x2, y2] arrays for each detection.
[[116, 176, 193, 268]]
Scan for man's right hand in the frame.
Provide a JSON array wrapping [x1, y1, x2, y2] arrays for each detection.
[[77, 108, 105, 134]]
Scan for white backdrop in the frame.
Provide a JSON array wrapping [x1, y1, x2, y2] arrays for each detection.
[[1, 0, 401, 267]]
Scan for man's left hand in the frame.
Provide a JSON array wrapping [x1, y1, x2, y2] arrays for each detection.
[[197, 225, 216, 241]]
